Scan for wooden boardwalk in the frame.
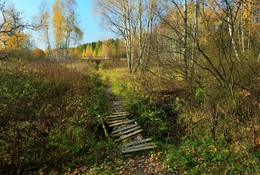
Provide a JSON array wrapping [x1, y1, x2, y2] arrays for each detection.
[[106, 111, 157, 154]]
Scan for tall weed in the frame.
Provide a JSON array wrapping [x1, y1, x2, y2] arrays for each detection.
[[0, 59, 112, 174]]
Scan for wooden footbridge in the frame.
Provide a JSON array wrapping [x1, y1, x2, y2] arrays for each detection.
[[106, 111, 157, 154]]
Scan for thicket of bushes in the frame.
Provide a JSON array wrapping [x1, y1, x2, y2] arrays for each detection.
[[1, 57, 259, 174], [120, 62, 260, 174], [0, 59, 114, 174]]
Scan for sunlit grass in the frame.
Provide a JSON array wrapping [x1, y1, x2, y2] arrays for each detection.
[[99, 67, 129, 96]]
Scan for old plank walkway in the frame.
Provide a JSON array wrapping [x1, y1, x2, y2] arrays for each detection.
[[106, 111, 157, 154], [105, 78, 156, 154]]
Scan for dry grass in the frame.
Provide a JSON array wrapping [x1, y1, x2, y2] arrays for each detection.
[[0, 58, 112, 174], [99, 67, 129, 96]]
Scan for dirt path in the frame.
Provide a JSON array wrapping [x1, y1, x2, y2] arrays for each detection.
[[70, 76, 174, 175], [104, 78, 173, 175]]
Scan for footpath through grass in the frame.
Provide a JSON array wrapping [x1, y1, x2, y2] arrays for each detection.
[[99, 68, 129, 96], [98, 66, 260, 174], [1, 59, 258, 174]]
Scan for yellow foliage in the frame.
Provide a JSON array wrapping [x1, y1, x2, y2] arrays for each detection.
[[33, 48, 46, 59], [0, 33, 28, 50], [101, 42, 109, 57], [83, 45, 93, 57], [52, 0, 65, 48]]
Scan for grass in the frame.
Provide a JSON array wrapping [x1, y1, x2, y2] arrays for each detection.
[[1, 58, 258, 174], [97, 62, 260, 174], [0, 58, 115, 174], [99, 67, 129, 96]]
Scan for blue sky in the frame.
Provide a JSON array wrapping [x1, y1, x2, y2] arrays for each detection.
[[8, 0, 114, 49]]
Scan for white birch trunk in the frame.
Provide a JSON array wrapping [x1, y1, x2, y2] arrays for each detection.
[[241, 3, 245, 54], [227, 16, 240, 61], [124, 2, 132, 74], [138, 0, 143, 70], [183, 0, 188, 79], [191, 0, 198, 80], [45, 26, 52, 60]]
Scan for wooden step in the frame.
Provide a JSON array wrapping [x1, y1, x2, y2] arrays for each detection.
[[107, 116, 127, 121], [109, 111, 155, 154], [111, 111, 127, 114], [122, 142, 155, 150], [112, 111, 126, 114], [114, 126, 141, 137], [122, 145, 157, 154], [117, 129, 143, 141], [110, 112, 129, 115], [112, 123, 139, 134], [107, 119, 127, 124], [108, 113, 130, 118], [122, 138, 152, 148], [109, 119, 135, 127]]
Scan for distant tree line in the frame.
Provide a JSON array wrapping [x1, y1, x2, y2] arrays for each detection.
[[79, 38, 126, 58]]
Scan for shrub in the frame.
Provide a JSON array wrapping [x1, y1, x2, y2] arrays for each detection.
[[32, 48, 46, 59], [164, 135, 259, 174], [123, 91, 183, 143], [0, 59, 112, 174]]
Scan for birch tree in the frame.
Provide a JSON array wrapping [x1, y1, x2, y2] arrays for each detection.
[[225, 0, 240, 61], [37, 0, 52, 60], [52, 0, 83, 60], [93, 0, 159, 74], [63, 0, 83, 59], [94, 0, 133, 73], [183, 0, 188, 79], [52, 0, 65, 59], [191, 0, 199, 80], [136, 0, 158, 72]]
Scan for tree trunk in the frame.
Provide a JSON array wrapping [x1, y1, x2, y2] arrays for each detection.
[[126, 36, 132, 74], [138, 0, 143, 71], [184, 0, 188, 80], [124, 3, 132, 74], [145, 0, 154, 70], [227, 7, 240, 61], [46, 27, 52, 60], [191, 0, 198, 81], [241, 2, 245, 54]]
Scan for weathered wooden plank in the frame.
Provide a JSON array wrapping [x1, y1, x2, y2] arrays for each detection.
[[114, 126, 141, 137], [122, 142, 155, 150], [122, 138, 152, 148], [108, 113, 130, 118], [107, 116, 127, 121], [122, 145, 157, 154], [107, 119, 127, 124], [109, 119, 135, 127], [117, 129, 143, 141], [112, 112, 128, 115], [112, 111, 128, 114], [112, 123, 139, 134]]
